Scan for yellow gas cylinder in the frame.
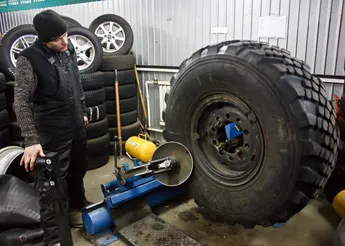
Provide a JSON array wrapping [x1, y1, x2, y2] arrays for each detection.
[[333, 190, 345, 218], [125, 134, 157, 162]]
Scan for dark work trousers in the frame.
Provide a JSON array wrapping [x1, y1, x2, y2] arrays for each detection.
[[38, 124, 88, 245]]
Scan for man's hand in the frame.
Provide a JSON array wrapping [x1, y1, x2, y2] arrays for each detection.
[[84, 116, 89, 128], [20, 144, 45, 172]]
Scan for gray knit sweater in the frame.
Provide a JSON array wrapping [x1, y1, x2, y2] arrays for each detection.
[[14, 56, 39, 147]]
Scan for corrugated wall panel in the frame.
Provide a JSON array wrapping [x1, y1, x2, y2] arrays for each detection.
[[0, 0, 344, 75], [336, 1, 345, 75]]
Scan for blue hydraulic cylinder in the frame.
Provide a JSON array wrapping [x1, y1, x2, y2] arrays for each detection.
[[82, 205, 114, 236]]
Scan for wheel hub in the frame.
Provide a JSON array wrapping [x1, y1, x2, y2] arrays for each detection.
[[192, 93, 264, 186]]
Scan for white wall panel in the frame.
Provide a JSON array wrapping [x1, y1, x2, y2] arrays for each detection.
[[0, 0, 344, 75]]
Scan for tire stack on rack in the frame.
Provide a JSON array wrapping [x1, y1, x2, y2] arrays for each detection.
[[99, 58, 141, 154], [82, 72, 109, 170], [0, 72, 11, 149], [89, 14, 141, 154]]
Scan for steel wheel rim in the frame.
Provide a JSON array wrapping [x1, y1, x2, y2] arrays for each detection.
[[94, 21, 125, 53], [190, 93, 265, 187], [69, 34, 96, 71], [10, 35, 37, 67]]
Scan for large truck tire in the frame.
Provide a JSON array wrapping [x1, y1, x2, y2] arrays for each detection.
[[163, 40, 340, 227]]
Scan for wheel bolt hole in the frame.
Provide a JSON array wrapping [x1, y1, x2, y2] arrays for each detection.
[[244, 144, 249, 149], [238, 151, 244, 160], [236, 118, 241, 123], [244, 130, 249, 135], [229, 156, 234, 161], [226, 113, 230, 118]]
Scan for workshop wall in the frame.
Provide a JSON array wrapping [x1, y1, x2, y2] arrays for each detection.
[[1, 0, 344, 76]]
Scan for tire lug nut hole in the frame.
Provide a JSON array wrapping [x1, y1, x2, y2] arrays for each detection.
[[236, 118, 241, 123], [244, 130, 249, 135], [229, 156, 233, 161], [245, 144, 249, 149], [226, 113, 230, 118]]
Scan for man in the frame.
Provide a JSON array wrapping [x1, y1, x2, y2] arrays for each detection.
[[14, 9, 90, 245]]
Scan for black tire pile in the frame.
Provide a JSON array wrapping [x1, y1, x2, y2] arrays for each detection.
[[0, 14, 140, 169], [0, 72, 11, 148], [98, 56, 141, 154], [81, 72, 109, 170]]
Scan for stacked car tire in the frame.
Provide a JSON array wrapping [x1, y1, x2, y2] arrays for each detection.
[[0, 72, 11, 148], [82, 72, 110, 169], [98, 56, 141, 154]]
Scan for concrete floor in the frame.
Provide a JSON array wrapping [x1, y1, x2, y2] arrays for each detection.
[[71, 156, 341, 246]]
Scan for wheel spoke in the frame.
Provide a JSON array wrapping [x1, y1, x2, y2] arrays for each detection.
[[12, 47, 23, 54], [79, 41, 93, 52], [111, 40, 120, 50], [100, 24, 108, 34], [20, 37, 30, 48], [95, 33, 104, 38], [69, 37, 79, 49], [78, 53, 92, 65], [109, 22, 114, 32], [115, 36, 125, 42], [106, 41, 111, 51], [114, 27, 123, 35]]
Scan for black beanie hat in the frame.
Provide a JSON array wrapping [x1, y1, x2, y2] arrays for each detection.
[[33, 10, 67, 43]]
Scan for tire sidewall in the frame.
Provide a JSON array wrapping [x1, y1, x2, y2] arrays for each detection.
[[166, 55, 300, 220]]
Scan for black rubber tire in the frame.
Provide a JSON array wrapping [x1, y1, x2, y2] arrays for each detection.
[[81, 72, 105, 91], [0, 25, 37, 79], [87, 133, 110, 156], [7, 102, 17, 122], [0, 92, 7, 110], [67, 27, 103, 74], [99, 55, 135, 72], [89, 14, 133, 56], [84, 88, 105, 107], [87, 102, 106, 123], [0, 73, 6, 92], [0, 128, 11, 148], [164, 40, 340, 226], [5, 81, 14, 102], [86, 117, 109, 139], [107, 110, 138, 127], [61, 15, 82, 28], [8, 121, 23, 142], [105, 84, 137, 100], [0, 109, 9, 129], [87, 152, 109, 170], [323, 148, 345, 203], [105, 96, 137, 114], [102, 70, 136, 86], [108, 121, 141, 141]]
